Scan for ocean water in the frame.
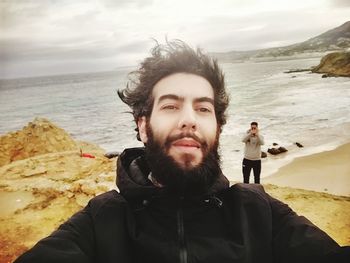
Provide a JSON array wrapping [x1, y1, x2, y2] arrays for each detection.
[[1, 58, 350, 181]]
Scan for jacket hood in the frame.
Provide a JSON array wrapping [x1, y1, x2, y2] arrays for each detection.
[[116, 147, 229, 201]]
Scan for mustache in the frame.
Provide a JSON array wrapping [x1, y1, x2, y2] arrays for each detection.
[[165, 132, 207, 148]]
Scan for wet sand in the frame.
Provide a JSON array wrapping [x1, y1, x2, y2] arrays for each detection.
[[264, 142, 350, 196]]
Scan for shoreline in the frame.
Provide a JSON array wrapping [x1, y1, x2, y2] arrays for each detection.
[[263, 142, 350, 196]]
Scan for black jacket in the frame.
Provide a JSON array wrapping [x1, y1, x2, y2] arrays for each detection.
[[15, 148, 349, 263]]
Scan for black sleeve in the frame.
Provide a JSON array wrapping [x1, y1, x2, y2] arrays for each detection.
[[14, 204, 95, 263], [269, 195, 350, 263]]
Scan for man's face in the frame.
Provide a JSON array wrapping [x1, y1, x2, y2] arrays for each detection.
[[138, 73, 218, 169], [251, 124, 257, 134]]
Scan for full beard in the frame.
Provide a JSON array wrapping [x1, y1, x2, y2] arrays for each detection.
[[144, 123, 222, 197]]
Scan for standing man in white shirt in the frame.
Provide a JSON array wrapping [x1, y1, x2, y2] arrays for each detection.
[[242, 122, 264, 184]]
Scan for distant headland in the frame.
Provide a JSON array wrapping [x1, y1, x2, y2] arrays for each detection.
[[211, 21, 350, 63]]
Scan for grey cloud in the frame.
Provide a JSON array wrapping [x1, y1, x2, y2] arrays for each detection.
[[0, 2, 45, 28], [330, 0, 350, 7], [51, 9, 100, 28], [116, 40, 151, 53], [0, 36, 150, 63], [101, 0, 154, 9]]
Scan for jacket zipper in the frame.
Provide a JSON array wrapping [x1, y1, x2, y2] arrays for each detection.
[[177, 203, 187, 263]]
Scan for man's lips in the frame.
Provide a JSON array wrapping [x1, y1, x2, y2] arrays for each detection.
[[172, 138, 201, 148]]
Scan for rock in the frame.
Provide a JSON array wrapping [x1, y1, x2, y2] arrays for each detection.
[[278, 147, 288, 153], [284, 68, 311, 74], [295, 142, 304, 148], [0, 118, 78, 166], [23, 167, 47, 177], [312, 52, 350, 77], [273, 143, 278, 146], [261, 152, 267, 158], [104, 151, 120, 159], [0, 120, 116, 262], [268, 147, 288, 155], [268, 148, 279, 155], [75, 194, 91, 207]]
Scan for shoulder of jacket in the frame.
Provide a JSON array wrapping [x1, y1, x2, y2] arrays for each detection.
[[224, 183, 270, 203], [87, 190, 128, 217]]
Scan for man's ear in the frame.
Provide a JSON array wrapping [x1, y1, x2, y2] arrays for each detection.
[[138, 116, 148, 143]]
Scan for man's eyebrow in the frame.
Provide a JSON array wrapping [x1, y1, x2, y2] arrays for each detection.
[[194, 97, 214, 106], [157, 94, 184, 103], [157, 94, 214, 106]]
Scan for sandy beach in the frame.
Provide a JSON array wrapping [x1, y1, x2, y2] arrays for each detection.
[[264, 142, 350, 196], [0, 119, 349, 262]]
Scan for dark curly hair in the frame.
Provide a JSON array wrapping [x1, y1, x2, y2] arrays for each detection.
[[118, 40, 229, 141]]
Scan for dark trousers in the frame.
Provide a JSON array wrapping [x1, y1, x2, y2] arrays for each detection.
[[242, 158, 261, 184]]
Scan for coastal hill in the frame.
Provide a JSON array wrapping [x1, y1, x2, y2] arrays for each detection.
[[211, 21, 350, 62]]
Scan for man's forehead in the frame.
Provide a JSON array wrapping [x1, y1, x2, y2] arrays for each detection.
[[152, 73, 214, 102]]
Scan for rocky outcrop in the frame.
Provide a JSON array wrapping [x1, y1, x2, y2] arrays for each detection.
[[0, 118, 116, 262], [295, 142, 304, 148], [312, 52, 350, 77], [268, 147, 288, 155], [0, 118, 78, 166]]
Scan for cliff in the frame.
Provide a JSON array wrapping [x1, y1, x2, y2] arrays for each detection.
[[312, 52, 350, 77]]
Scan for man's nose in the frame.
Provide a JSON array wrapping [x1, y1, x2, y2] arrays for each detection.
[[178, 106, 197, 131]]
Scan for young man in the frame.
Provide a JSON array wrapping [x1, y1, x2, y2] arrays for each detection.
[[15, 41, 349, 263], [242, 122, 264, 184]]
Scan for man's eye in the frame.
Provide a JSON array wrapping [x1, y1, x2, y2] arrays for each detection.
[[162, 105, 177, 110], [198, 107, 211, 113]]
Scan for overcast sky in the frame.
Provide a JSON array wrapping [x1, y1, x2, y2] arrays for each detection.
[[1, 0, 349, 79]]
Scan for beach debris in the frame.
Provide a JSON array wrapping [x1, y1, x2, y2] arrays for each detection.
[[81, 153, 95, 158], [104, 151, 120, 159], [295, 142, 304, 148], [268, 147, 288, 155], [80, 149, 96, 159], [261, 152, 267, 158]]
